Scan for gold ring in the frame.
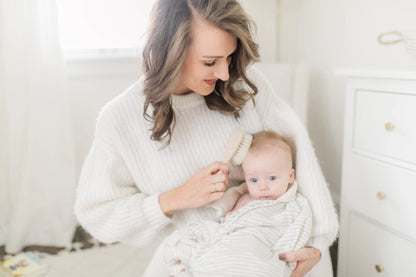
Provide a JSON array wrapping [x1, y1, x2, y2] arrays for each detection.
[[211, 183, 217, 193]]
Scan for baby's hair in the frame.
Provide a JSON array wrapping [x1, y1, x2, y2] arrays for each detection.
[[250, 130, 296, 169]]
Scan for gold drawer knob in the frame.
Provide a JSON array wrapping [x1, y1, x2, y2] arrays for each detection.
[[385, 122, 394, 131], [375, 264, 384, 273], [376, 192, 386, 200]]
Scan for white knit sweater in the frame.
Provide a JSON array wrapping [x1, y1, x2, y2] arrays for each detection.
[[74, 65, 338, 252]]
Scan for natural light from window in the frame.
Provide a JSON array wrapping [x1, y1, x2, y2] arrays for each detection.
[[57, 0, 155, 52]]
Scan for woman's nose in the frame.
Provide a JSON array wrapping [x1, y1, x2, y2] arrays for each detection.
[[214, 61, 230, 81]]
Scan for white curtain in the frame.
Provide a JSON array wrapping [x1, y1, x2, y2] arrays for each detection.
[[0, 0, 77, 253]]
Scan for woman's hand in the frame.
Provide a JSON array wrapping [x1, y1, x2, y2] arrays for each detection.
[[279, 247, 321, 277], [159, 161, 229, 217]]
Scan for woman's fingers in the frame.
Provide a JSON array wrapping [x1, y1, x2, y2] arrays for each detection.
[[209, 182, 227, 193], [209, 172, 228, 188], [279, 247, 320, 262], [278, 247, 321, 277], [173, 161, 230, 210], [208, 191, 225, 202], [204, 161, 229, 194], [206, 161, 229, 175], [279, 249, 304, 262]]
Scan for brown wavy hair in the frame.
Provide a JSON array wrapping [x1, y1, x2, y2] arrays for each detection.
[[142, 0, 260, 146]]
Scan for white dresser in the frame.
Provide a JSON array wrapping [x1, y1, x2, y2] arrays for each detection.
[[337, 70, 416, 277]]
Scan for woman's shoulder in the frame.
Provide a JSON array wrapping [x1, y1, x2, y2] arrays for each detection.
[[246, 63, 270, 86], [98, 77, 146, 124], [233, 64, 266, 92], [235, 64, 276, 102], [93, 77, 148, 139]]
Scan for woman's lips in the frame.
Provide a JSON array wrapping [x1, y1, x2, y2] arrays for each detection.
[[204, 79, 218, 86]]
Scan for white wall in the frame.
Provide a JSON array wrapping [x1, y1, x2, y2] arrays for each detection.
[[239, 0, 279, 61], [66, 57, 139, 174], [279, 0, 416, 204]]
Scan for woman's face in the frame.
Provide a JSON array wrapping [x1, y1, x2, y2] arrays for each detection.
[[173, 18, 238, 95]]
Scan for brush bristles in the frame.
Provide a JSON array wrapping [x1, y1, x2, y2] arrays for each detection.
[[230, 133, 252, 165], [221, 130, 253, 165], [221, 130, 244, 163]]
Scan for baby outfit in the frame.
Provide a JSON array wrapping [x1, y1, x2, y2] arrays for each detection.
[[164, 182, 312, 277]]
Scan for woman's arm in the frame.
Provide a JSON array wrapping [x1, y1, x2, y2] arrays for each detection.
[[76, 137, 230, 246], [75, 137, 170, 247]]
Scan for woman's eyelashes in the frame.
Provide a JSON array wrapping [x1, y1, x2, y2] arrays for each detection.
[[204, 61, 216, 67], [203, 54, 233, 67]]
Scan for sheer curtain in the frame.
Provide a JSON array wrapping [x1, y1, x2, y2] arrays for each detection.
[[0, 0, 77, 253]]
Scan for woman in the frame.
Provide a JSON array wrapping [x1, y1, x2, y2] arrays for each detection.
[[75, 0, 338, 276]]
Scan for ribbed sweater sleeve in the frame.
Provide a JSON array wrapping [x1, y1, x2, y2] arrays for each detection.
[[74, 105, 172, 246], [247, 66, 339, 251]]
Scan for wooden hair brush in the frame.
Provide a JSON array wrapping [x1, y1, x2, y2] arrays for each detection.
[[221, 130, 253, 165]]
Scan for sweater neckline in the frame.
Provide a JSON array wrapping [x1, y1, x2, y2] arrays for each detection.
[[170, 92, 205, 109]]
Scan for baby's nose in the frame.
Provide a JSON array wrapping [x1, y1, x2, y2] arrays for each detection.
[[259, 182, 269, 190]]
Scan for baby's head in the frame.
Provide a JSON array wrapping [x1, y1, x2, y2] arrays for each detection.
[[242, 131, 295, 200]]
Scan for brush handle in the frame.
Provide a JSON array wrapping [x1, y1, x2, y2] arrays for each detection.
[[221, 130, 245, 164]]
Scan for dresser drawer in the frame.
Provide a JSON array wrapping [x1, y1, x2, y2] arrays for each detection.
[[353, 89, 416, 168], [338, 70, 416, 277], [346, 212, 416, 277], [343, 155, 416, 239]]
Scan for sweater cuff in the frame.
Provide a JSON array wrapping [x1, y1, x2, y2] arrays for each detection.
[[142, 193, 172, 231]]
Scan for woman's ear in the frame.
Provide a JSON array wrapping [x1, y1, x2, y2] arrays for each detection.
[[289, 169, 295, 184]]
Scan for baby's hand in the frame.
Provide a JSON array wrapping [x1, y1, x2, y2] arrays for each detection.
[[224, 211, 233, 217], [229, 193, 253, 213]]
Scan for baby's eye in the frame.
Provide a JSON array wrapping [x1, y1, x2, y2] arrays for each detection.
[[269, 176, 276, 181], [251, 178, 258, 183]]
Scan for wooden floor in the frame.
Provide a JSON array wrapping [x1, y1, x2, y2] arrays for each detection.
[[0, 226, 96, 260]]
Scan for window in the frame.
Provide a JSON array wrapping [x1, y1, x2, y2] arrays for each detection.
[[57, 0, 155, 53], [57, 0, 278, 61]]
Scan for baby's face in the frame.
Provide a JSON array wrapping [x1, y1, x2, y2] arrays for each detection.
[[242, 144, 294, 200]]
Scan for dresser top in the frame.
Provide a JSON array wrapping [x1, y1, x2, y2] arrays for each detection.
[[335, 68, 416, 80]]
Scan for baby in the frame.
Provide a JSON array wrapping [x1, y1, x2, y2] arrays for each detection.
[[226, 130, 296, 214], [164, 131, 312, 277]]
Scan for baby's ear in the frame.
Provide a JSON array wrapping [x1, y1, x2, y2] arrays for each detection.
[[289, 169, 295, 184]]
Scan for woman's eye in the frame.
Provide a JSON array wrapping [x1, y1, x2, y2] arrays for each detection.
[[204, 61, 216, 67], [251, 178, 258, 183], [269, 176, 276, 181]]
